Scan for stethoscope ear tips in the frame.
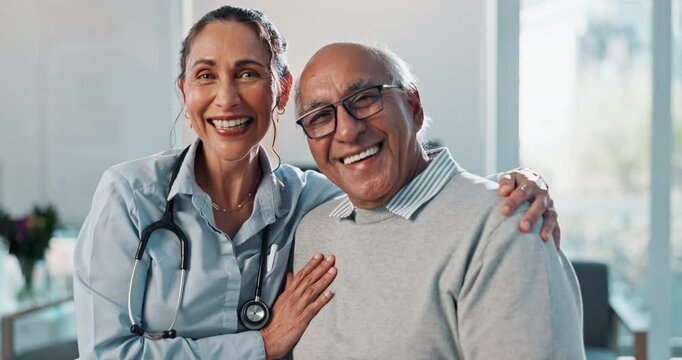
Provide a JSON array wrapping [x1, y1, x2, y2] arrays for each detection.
[[130, 324, 177, 339]]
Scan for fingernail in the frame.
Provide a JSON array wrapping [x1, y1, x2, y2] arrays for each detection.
[[521, 221, 531, 231], [502, 205, 511, 215], [327, 267, 336, 274], [325, 290, 333, 298], [500, 185, 512, 193], [326, 254, 335, 262], [313, 253, 323, 260]]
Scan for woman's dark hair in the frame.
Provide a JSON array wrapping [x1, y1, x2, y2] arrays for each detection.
[[177, 5, 289, 89]]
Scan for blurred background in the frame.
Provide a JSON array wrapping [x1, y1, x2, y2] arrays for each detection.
[[0, 0, 680, 359]]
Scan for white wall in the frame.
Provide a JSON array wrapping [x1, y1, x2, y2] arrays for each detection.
[[0, 0, 178, 225], [190, 0, 492, 171], [0, 0, 492, 226]]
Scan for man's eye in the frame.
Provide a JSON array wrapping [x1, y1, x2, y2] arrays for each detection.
[[306, 109, 334, 127], [351, 93, 380, 107]]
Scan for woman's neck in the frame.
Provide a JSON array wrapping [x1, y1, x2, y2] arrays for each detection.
[[194, 143, 262, 209]]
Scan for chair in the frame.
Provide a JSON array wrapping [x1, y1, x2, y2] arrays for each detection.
[[571, 260, 648, 360]]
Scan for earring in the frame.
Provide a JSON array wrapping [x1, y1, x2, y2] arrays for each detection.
[[184, 111, 189, 119], [276, 107, 285, 115]]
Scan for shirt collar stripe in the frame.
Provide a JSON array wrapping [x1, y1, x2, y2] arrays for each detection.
[[395, 163, 455, 218], [388, 167, 429, 209], [385, 153, 440, 209], [386, 151, 450, 212], [328, 197, 353, 218], [389, 157, 455, 218]]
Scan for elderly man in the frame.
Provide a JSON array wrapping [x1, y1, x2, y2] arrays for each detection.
[[291, 43, 584, 359]]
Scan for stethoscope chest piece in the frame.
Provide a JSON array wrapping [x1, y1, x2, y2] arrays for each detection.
[[240, 298, 270, 330], [239, 225, 273, 331]]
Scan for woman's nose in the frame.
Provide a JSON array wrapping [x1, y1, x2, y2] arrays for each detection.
[[214, 80, 241, 108]]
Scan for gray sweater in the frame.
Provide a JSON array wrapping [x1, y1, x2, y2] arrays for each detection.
[[292, 169, 584, 360]]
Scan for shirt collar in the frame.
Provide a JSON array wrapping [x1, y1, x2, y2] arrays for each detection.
[[166, 138, 287, 221], [253, 148, 288, 222], [166, 138, 201, 201], [329, 147, 460, 220]]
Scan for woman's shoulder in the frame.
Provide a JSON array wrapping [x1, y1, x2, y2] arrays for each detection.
[[103, 148, 184, 192], [273, 164, 341, 206], [273, 164, 334, 191]]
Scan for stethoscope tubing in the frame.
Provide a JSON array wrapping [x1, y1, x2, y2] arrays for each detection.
[[127, 146, 191, 340], [126, 145, 273, 339], [127, 261, 186, 338], [254, 226, 270, 302]]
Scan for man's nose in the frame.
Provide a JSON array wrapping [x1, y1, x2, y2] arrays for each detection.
[[333, 105, 366, 143], [214, 80, 241, 109]]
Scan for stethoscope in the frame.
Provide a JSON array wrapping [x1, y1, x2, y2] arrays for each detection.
[[127, 146, 272, 340]]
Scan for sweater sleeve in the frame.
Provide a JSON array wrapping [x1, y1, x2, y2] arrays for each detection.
[[483, 172, 502, 183], [73, 169, 266, 360], [456, 211, 585, 359]]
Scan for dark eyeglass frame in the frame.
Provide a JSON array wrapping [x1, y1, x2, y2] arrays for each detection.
[[296, 84, 402, 139]]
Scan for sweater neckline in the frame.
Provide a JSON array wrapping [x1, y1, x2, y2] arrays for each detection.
[[351, 206, 397, 224]]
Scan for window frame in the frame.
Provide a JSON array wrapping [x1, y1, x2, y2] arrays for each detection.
[[495, 0, 674, 357]]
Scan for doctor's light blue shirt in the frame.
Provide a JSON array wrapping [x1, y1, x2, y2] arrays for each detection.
[[73, 140, 340, 359]]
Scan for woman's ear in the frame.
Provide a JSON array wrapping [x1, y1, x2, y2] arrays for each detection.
[[178, 79, 186, 100], [276, 73, 293, 110]]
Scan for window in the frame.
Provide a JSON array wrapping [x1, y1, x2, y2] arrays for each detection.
[[519, 0, 652, 333], [672, 0, 682, 346]]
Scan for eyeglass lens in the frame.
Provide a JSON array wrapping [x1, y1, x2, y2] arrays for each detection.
[[300, 86, 385, 139]]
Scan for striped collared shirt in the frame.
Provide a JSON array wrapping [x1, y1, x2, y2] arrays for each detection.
[[329, 147, 460, 220]]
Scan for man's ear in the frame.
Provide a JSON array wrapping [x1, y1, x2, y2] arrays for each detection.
[[404, 84, 425, 130], [276, 73, 294, 110]]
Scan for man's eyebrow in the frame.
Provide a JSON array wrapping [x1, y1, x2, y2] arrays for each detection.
[[301, 79, 374, 114], [344, 79, 373, 94], [301, 100, 326, 115]]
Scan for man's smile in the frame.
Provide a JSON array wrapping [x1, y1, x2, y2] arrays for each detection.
[[339, 142, 383, 165]]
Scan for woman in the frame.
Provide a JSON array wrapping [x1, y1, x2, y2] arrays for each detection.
[[73, 5, 558, 359]]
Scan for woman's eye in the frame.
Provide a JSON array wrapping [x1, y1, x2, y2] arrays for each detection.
[[239, 70, 261, 80], [197, 72, 214, 80]]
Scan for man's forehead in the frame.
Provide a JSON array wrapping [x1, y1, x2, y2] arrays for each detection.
[[300, 77, 375, 110], [300, 68, 389, 113]]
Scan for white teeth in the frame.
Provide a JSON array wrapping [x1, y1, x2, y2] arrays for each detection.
[[212, 118, 250, 129], [342, 145, 380, 165]]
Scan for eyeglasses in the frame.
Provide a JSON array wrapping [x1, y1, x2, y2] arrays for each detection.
[[296, 84, 402, 139]]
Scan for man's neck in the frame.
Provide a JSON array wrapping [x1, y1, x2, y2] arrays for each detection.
[[351, 146, 430, 210]]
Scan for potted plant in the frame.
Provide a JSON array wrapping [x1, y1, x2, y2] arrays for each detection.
[[0, 205, 60, 299]]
